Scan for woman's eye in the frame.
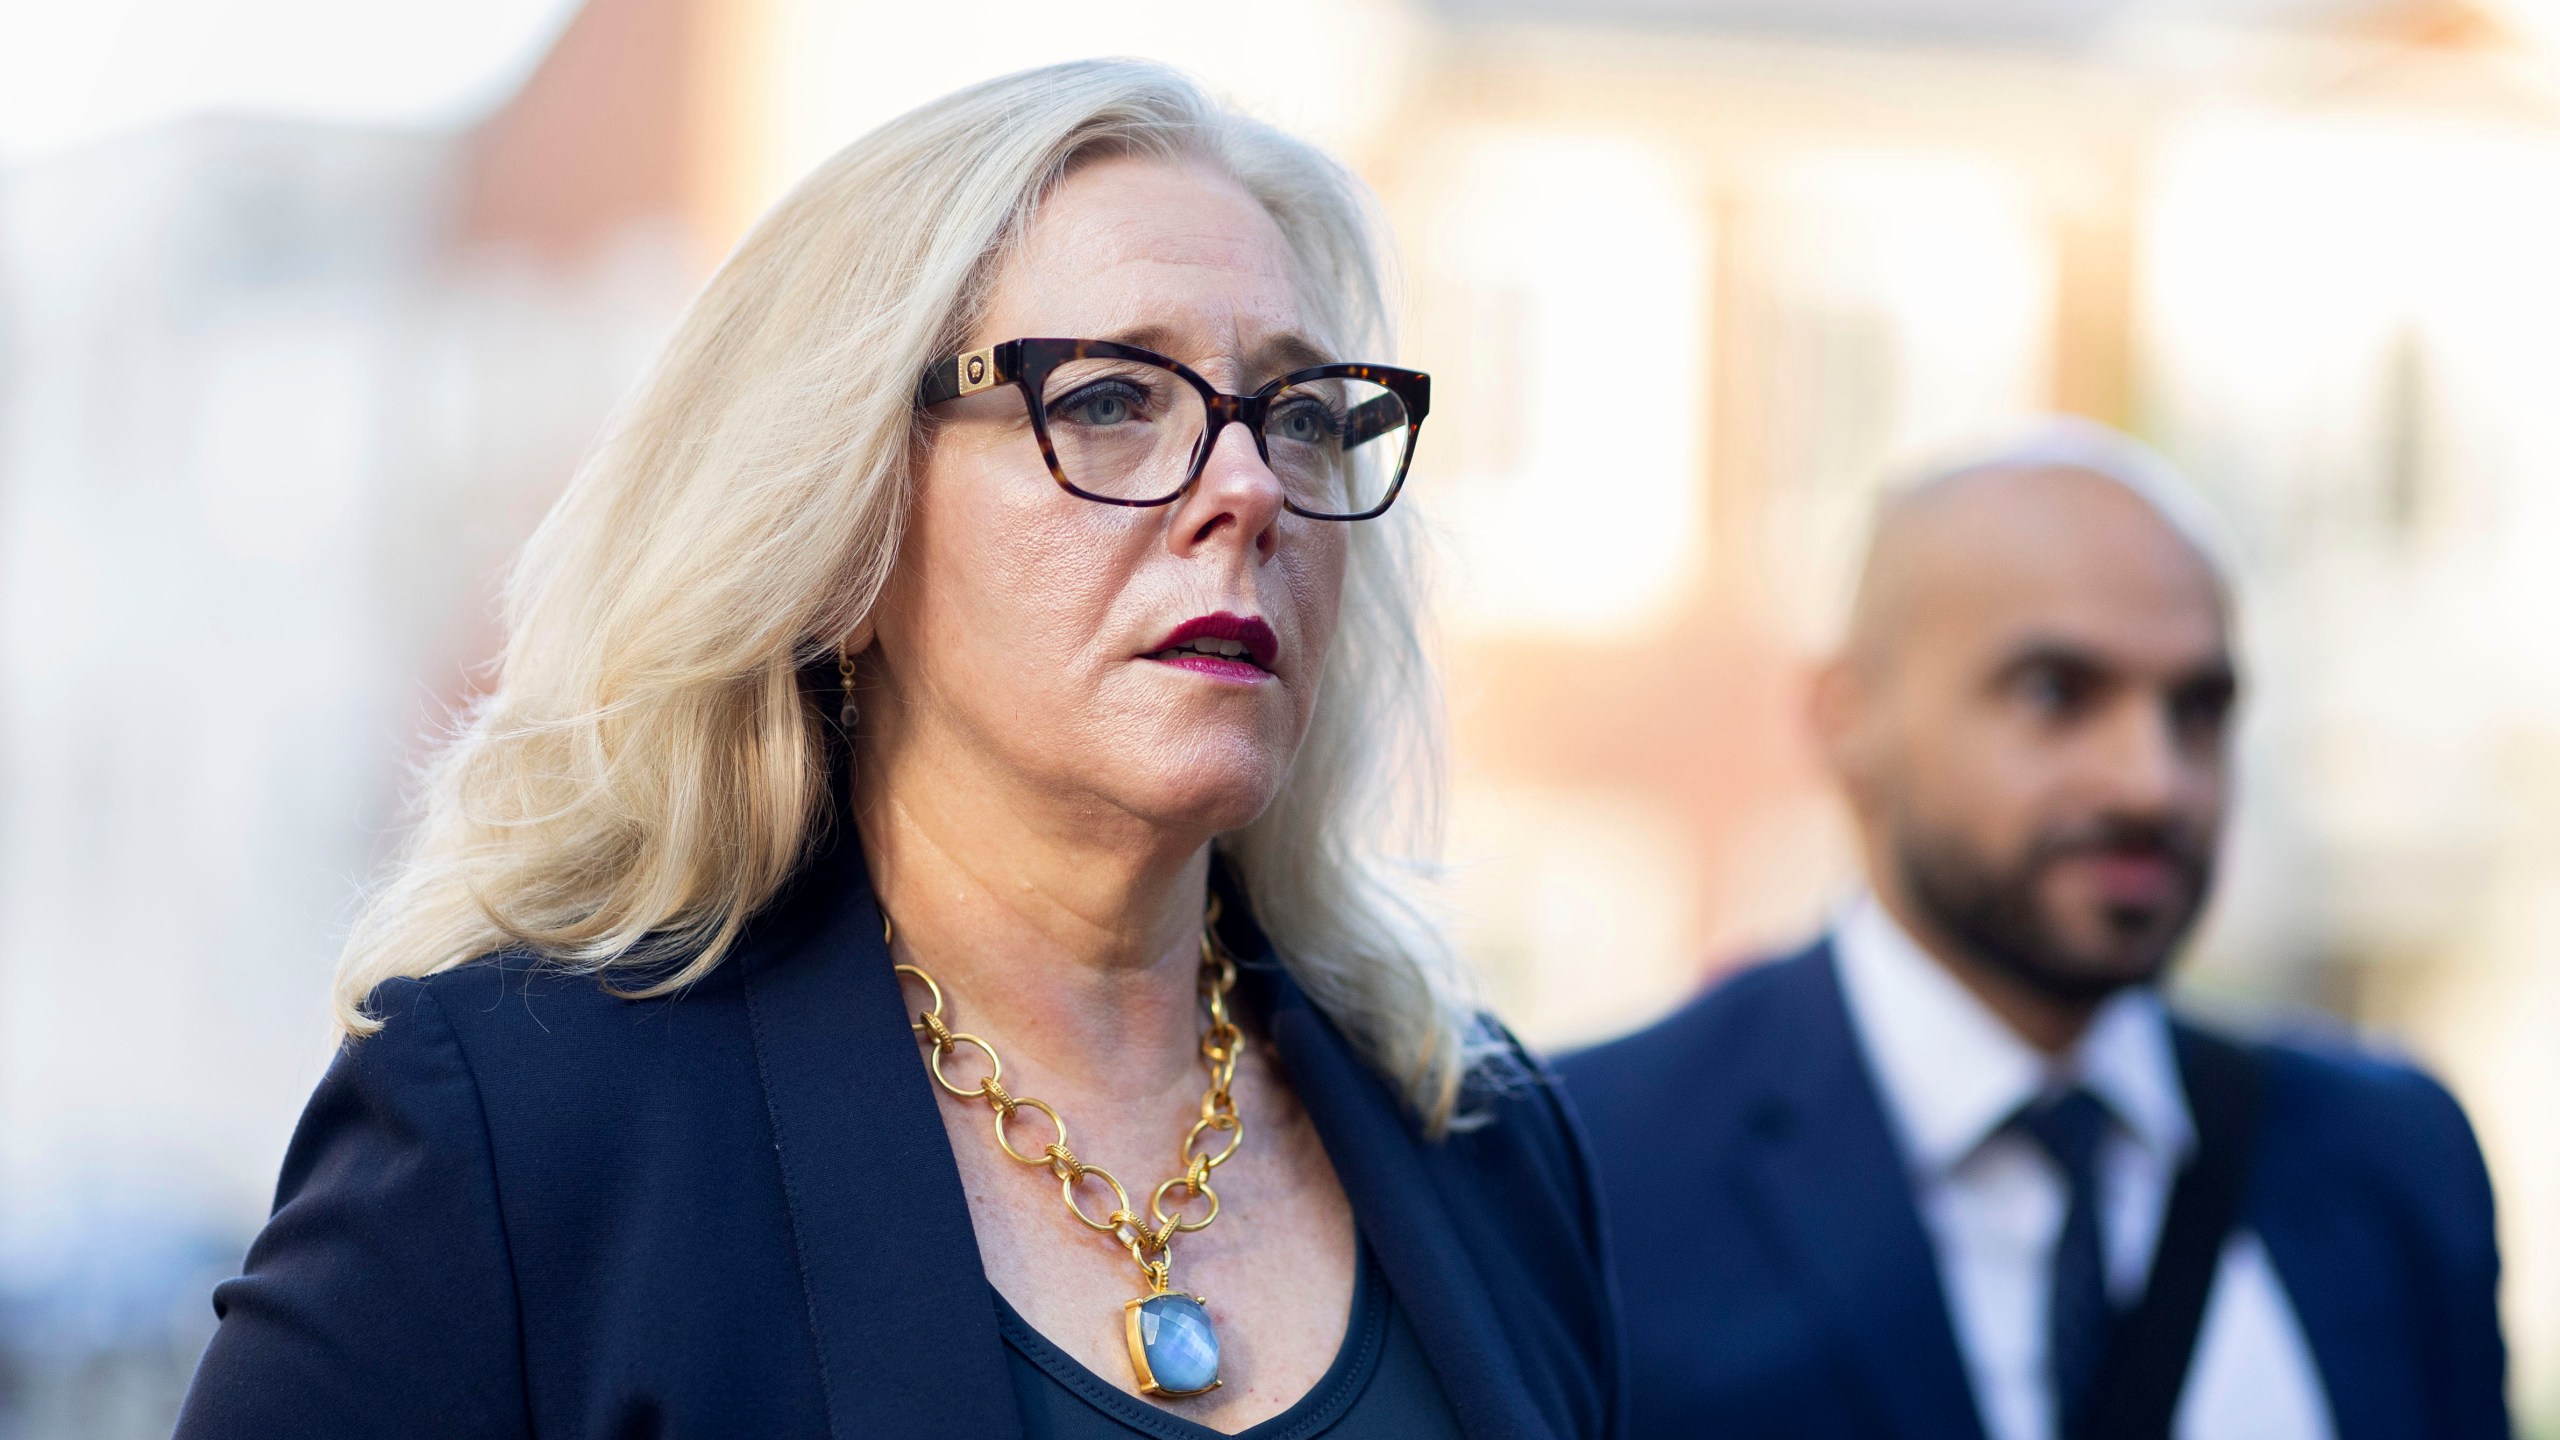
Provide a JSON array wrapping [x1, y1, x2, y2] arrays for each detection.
[[1270, 401, 1338, 445], [1053, 381, 1148, 427]]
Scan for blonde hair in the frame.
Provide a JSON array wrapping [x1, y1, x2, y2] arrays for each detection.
[[337, 59, 1486, 1131]]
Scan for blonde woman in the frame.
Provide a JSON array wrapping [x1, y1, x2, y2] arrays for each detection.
[[177, 60, 1618, 1440]]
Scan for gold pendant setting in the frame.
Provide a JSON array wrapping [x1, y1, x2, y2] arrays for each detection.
[[1125, 1290, 1222, 1397]]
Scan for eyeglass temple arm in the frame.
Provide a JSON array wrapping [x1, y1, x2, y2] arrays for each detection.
[[916, 342, 1017, 408], [1343, 391, 1418, 448]]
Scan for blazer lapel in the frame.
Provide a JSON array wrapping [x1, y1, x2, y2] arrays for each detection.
[[1738, 944, 1988, 1440], [1259, 963, 1561, 1440], [738, 828, 1024, 1440]]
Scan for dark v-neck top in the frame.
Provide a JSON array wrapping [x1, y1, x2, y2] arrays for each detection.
[[995, 1240, 1464, 1440]]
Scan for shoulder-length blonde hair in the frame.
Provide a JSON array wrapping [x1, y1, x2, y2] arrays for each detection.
[[337, 59, 1485, 1131]]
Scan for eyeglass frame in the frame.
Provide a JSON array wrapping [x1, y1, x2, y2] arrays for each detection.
[[914, 337, 1430, 522]]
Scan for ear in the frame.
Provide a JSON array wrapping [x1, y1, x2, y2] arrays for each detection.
[[1807, 654, 1869, 789], [839, 616, 877, 657]]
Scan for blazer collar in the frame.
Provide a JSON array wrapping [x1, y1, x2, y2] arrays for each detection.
[[1735, 941, 1989, 1440], [1246, 956, 1564, 1440], [737, 825, 1024, 1440]]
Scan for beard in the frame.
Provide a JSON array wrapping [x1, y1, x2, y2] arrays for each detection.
[[1891, 810, 2216, 1006]]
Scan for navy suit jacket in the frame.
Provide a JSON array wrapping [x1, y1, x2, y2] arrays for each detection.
[[179, 834, 1620, 1440], [1557, 941, 2507, 1440]]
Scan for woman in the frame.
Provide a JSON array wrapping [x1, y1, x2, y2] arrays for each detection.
[[177, 60, 1618, 1440]]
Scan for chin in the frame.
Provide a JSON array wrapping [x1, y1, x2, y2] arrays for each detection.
[[2043, 919, 2183, 993], [2038, 876, 2199, 972], [1130, 776, 1285, 839], [1106, 732, 1295, 838]]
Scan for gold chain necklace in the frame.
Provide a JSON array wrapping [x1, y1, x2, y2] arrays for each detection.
[[890, 898, 1244, 1399]]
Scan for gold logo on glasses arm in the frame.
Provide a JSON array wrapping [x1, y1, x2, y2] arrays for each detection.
[[957, 346, 997, 396]]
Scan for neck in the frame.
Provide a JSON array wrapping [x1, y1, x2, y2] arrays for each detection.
[[852, 703, 1215, 1102]]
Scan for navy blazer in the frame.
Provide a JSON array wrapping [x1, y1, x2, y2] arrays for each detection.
[[1557, 941, 2507, 1440], [178, 834, 1620, 1440]]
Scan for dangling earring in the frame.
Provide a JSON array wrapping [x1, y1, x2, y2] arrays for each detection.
[[837, 643, 859, 734]]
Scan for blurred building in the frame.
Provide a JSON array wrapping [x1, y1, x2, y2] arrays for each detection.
[[0, 4, 714, 1427], [2, 0, 2556, 1433]]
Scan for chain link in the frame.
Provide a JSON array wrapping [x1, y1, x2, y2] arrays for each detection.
[[893, 896, 1244, 1293]]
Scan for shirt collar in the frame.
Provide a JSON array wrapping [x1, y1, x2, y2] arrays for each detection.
[[1832, 892, 2194, 1178]]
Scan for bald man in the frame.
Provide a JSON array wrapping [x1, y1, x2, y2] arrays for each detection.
[[1560, 423, 2506, 1440]]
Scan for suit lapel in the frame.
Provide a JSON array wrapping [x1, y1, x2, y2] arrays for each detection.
[[1738, 945, 1989, 1440], [1259, 964, 1560, 1440], [738, 828, 1023, 1440]]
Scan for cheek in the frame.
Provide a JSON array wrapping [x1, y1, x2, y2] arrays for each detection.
[[1278, 525, 1350, 683], [1899, 718, 2048, 854], [888, 451, 1140, 717]]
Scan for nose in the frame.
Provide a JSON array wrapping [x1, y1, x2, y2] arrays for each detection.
[[2093, 698, 2195, 817], [1164, 417, 1284, 561]]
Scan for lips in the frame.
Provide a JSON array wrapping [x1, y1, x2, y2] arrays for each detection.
[[1144, 612, 1278, 683], [2069, 851, 2188, 908]]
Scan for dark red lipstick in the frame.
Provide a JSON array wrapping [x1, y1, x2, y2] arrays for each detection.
[[1144, 612, 1279, 683]]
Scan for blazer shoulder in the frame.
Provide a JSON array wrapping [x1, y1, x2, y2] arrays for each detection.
[[1442, 1017, 1621, 1276], [2248, 1021, 2485, 1169], [183, 968, 533, 1438], [2230, 1019, 2498, 1265], [1462, 1018, 1589, 1168], [362, 946, 747, 1056], [347, 951, 766, 1180], [1450, 1018, 1626, 1437]]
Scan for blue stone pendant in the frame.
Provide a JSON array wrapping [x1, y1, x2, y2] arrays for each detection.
[[1124, 1291, 1222, 1397]]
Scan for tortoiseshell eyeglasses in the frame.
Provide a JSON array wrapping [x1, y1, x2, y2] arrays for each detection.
[[916, 338, 1430, 522]]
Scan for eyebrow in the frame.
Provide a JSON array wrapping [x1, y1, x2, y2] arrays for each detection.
[[1987, 641, 2107, 692], [1099, 324, 1336, 381], [1994, 636, 2105, 670], [1991, 635, 2236, 691]]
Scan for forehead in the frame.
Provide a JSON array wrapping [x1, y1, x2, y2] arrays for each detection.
[[978, 153, 1312, 358], [1911, 468, 2230, 673]]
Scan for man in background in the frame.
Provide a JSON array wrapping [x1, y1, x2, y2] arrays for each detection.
[[1560, 421, 2506, 1440]]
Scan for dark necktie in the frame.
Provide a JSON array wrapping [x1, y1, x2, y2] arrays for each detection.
[[2012, 1086, 2118, 1438]]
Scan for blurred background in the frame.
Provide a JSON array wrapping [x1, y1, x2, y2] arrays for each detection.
[[3, 0, 2556, 1432]]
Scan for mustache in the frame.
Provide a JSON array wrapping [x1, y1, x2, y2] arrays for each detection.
[[2024, 815, 2212, 878]]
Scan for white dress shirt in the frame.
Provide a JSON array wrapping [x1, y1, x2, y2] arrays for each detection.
[[1831, 896, 2335, 1440]]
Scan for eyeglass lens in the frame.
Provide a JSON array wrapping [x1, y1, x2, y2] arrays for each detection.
[[1038, 357, 1411, 516]]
